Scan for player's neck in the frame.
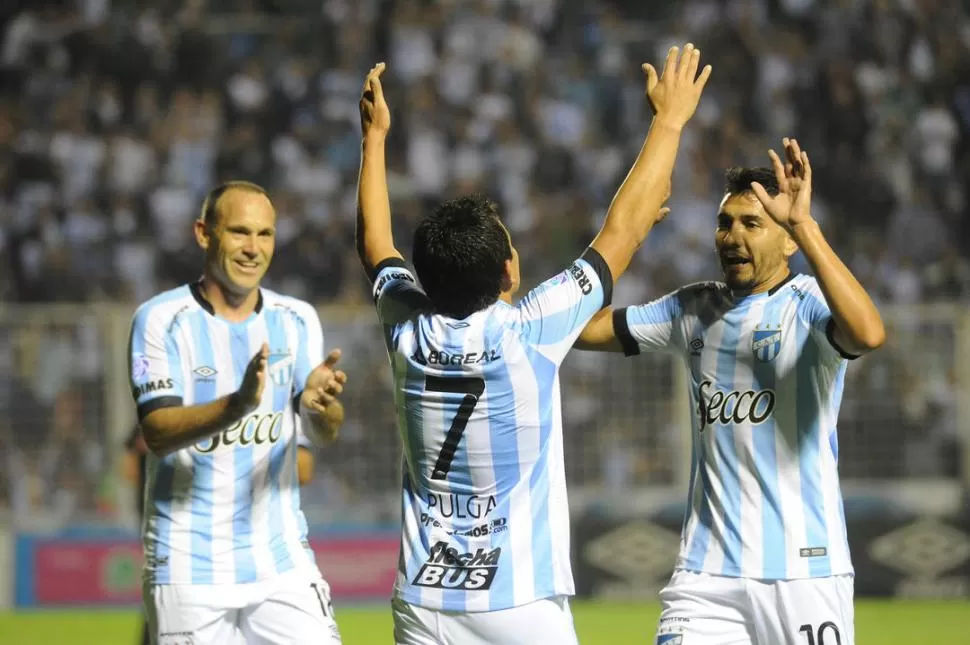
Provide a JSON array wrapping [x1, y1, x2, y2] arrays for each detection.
[[198, 276, 261, 322], [499, 291, 513, 305], [734, 267, 792, 298]]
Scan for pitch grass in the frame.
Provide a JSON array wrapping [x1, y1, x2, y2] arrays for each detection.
[[1, 600, 967, 644]]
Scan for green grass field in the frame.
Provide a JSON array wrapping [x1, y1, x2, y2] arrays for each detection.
[[1, 601, 967, 644]]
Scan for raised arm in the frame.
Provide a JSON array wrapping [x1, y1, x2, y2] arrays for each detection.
[[751, 138, 886, 355], [590, 44, 711, 282], [356, 62, 402, 279]]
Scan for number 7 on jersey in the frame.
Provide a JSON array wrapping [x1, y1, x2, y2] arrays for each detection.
[[426, 376, 486, 480]]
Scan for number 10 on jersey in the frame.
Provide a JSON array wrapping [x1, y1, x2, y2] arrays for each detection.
[[426, 376, 485, 480]]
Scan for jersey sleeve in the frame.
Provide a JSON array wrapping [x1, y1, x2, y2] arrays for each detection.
[[294, 414, 313, 449], [615, 290, 684, 357], [292, 303, 325, 403], [797, 278, 860, 361], [518, 247, 614, 363], [372, 258, 432, 326], [128, 304, 184, 421]]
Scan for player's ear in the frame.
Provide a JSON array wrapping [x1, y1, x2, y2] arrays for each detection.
[[499, 258, 514, 293], [194, 218, 210, 251], [783, 233, 798, 258]]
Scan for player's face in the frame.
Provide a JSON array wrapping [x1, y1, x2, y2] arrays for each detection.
[[204, 191, 276, 294], [714, 192, 793, 292]]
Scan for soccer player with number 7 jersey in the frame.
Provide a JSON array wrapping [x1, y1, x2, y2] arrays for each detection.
[[578, 139, 886, 645], [357, 46, 711, 645]]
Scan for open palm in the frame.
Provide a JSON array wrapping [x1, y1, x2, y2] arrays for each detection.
[[750, 137, 814, 233]]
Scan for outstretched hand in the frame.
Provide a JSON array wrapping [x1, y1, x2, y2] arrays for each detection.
[[750, 137, 815, 233], [643, 43, 712, 130], [302, 349, 347, 413], [359, 62, 390, 138]]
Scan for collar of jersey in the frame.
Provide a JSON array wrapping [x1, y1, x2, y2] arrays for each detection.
[[190, 279, 264, 325], [728, 271, 796, 303]]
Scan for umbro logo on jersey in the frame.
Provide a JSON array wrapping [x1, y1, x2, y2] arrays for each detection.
[[193, 365, 217, 379], [689, 338, 704, 354], [446, 322, 470, 329]]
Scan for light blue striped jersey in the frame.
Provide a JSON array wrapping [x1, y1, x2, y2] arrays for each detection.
[[617, 273, 855, 580], [373, 251, 613, 612], [127, 283, 322, 585]]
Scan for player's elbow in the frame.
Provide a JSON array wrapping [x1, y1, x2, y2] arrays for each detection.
[[140, 419, 175, 457], [859, 323, 886, 351]]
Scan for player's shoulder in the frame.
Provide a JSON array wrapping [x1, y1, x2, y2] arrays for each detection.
[[260, 288, 320, 326], [669, 280, 730, 312], [788, 273, 823, 297], [132, 285, 197, 329]]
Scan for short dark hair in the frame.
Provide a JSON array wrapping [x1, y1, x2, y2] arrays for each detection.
[[724, 167, 780, 197], [412, 194, 513, 319], [200, 180, 269, 229]]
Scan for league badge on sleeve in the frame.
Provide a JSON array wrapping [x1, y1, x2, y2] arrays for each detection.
[[752, 324, 783, 363], [132, 353, 150, 381]]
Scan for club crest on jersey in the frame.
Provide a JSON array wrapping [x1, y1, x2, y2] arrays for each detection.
[[268, 351, 294, 387], [752, 324, 783, 362]]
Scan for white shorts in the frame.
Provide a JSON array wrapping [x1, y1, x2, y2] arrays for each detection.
[[144, 568, 341, 645], [656, 569, 854, 645], [392, 595, 577, 645]]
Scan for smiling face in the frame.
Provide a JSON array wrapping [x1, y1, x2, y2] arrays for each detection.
[[195, 187, 276, 297], [715, 191, 795, 293]]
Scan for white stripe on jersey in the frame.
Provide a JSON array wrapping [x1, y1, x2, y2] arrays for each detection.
[[621, 274, 854, 580], [735, 298, 769, 577], [375, 252, 612, 612], [204, 313, 237, 585], [245, 314, 277, 583], [695, 316, 727, 575], [128, 285, 324, 585]]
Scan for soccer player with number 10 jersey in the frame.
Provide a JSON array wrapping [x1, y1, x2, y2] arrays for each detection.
[[578, 139, 886, 645]]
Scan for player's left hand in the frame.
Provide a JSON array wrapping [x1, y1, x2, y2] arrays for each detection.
[[301, 349, 347, 419], [750, 137, 815, 233]]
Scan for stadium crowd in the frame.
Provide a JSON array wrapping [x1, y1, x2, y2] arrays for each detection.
[[0, 0, 968, 519]]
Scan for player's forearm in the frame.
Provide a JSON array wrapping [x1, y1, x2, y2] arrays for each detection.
[[141, 394, 247, 457], [791, 220, 886, 353], [356, 135, 400, 274], [592, 120, 683, 276], [603, 119, 682, 236], [297, 447, 315, 486]]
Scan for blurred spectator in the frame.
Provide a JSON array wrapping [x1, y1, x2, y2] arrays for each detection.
[[1, 0, 968, 517], [0, 0, 964, 306]]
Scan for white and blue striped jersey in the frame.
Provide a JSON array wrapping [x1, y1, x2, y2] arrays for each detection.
[[373, 250, 613, 612], [616, 273, 856, 580], [127, 283, 322, 585]]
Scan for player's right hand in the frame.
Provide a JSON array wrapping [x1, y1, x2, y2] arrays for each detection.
[[643, 43, 712, 130], [235, 343, 268, 414], [360, 62, 390, 138]]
